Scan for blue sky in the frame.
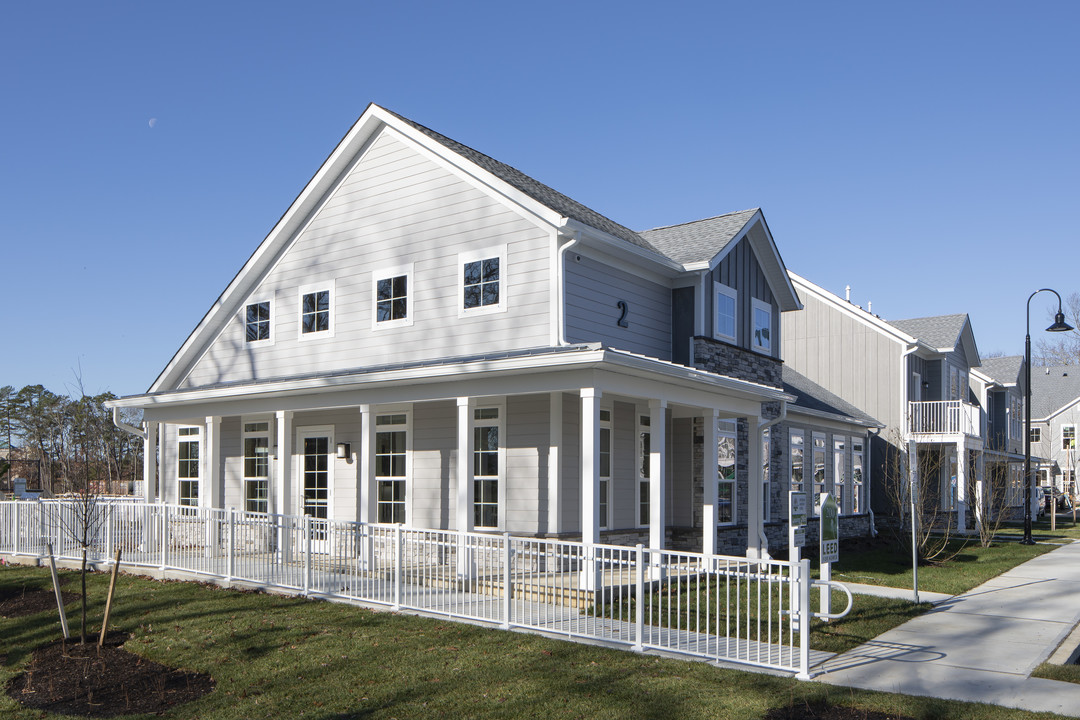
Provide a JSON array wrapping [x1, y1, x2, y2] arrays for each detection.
[[2, 1, 1077, 397]]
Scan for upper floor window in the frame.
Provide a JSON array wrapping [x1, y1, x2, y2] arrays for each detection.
[[751, 298, 772, 354], [459, 247, 506, 316], [372, 265, 413, 329], [1030, 426, 1041, 444], [1065, 425, 1077, 451], [245, 301, 271, 343], [714, 283, 737, 344], [298, 282, 334, 339]]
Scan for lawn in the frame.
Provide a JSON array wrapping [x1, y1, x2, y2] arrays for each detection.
[[0, 560, 1074, 720]]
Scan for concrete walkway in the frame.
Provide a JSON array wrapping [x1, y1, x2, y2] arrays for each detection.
[[817, 540, 1080, 717]]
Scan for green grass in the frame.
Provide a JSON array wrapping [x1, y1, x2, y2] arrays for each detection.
[[1032, 661, 1080, 685], [0, 563, 1071, 720], [994, 518, 1080, 541]]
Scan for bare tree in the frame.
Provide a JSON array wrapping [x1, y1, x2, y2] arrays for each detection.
[[1035, 291, 1080, 366]]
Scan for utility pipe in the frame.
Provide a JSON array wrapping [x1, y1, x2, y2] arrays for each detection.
[[555, 224, 580, 346]]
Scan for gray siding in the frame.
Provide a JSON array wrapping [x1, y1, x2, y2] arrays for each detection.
[[180, 130, 551, 390], [564, 254, 671, 359], [708, 237, 780, 359], [412, 401, 455, 530], [506, 394, 550, 534]]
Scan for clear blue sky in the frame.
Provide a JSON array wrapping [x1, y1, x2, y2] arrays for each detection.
[[2, 1, 1077, 398]]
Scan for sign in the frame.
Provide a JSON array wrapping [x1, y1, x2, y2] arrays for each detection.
[[789, 491, 808, 548], [819, 493, 839, 563]]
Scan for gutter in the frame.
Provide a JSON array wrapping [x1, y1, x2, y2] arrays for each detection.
[[556, 224, 580, 346], [112, 407, 146, 440]]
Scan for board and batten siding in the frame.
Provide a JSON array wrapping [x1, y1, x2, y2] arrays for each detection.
[[564, 254, 671, 360], [708, 236, 780, 359], [781, 290, 902, 430], [179, 129, 551, 390]]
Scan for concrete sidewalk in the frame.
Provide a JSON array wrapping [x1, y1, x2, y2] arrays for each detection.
[[817, 540, 1080, 716]]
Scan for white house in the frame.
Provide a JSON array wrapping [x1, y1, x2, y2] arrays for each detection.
[[108, 103, 878, 560]]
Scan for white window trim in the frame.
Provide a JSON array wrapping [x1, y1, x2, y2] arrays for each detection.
[[751, 297, 772, 354], [599, 406, 612, 530], [295, 425, 335, 521], [371, 264, 415, 331], [1030, 426, 1041, 444], [374, 408, 411, 524], [717, 420, 737, 526], [713, 282, 737, 344], [472, 402, 505, 530], [177, 425, 201, 507], [458, 246, 508, 318], [637, 414, 651, 529], [833, 437, 847, 515], [1064, 424, 1077, 451], [789, 429, 805, 515], [811, 432, 826, 517], [242, 417, 272, 514], [243, 296, 275, 347], [297, 281, 335, 341], [852, 438, 865, 514]]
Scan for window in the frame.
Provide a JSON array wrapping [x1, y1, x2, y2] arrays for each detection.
[[833, 438, 846, 514], [1064, 425, 1076, 451], [376, 414, 408, 523], [713, 283, 737, 343], [790, 430, 804, 503], [599, 409, 611, 530], [302, 435, 330, 520], [372, 266, 413, 329], [762, 427, 771, 522], [717, 420, 737, 525], [638, 415, 651, 527], [1010, 395, 1022, 440], [302, 291, 330, 333], [460, 247, 506, 316], [812, 433, 826, 516], [751, 298, 772, 354], [473, 408, 501, 529], [178, 426, 200, 508], [243, 421, 270, 514], [245, 301, 271, 343], [1030, 427, 1041, 444], [852, 439, 864, 514]]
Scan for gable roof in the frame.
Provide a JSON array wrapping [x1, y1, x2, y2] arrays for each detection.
[[639, 209, 759, 264], [782, 367, 882, 427], [888, 313, 980, 366], [978, 356, 1024, 386], [1030, 365, 1080, 420]]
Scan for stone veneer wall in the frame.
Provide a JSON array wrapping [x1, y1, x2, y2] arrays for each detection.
[[692, 336, 783, 388]]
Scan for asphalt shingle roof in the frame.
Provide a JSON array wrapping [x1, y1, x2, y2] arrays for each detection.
[[782, 367, 880, 426], [1030, 365, 1080, 418], [638, 209, 759, 265], [979, 356, 1024, 385], [888, 314, 969, 350]]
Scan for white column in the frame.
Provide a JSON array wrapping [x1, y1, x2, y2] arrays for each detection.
[[956, 441, 968, 534], [974, 450, 985, 533], [746, 414, 764, 560], [359, 406, 374, 524], [580, 389, 601, 546], [702, 409, 719, 556], [275, 411, 293, 517], [204, 416, 221, 509], [457, 397, 475, 580], [548, 392, 563, 536], [142, 421, 158, 503], [648, 399, 667, 552]]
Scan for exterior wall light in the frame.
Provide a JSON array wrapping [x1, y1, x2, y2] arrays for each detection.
[[336, 442, 351, 460]]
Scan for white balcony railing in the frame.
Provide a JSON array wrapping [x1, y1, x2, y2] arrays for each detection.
[[908, 400, 982, 437]]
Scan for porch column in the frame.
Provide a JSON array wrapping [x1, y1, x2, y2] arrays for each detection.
[[580, 388, 601, 591], [204, 416, 222, 510], [548, 392, 563, 536], [974, 450, 986, 533], [648, 399, 667, 553], [358, 405, 375, 571], [956, 441, 968, 534], [702, 409, 719, 556], [457, 397, 475, 580], [142, 421, 158, 503], [276, 411, 294, 563], [746, 414, 765, 560]]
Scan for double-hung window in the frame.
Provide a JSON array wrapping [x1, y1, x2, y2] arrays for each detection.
[[460, 247, 506, 316], [762, 427, 771, 522], [245, 300, 272, 343], [372, 265, 413, 329], [833, 437, 847, 514], [790, 430, 804, 503], [298, 282, 334, 339], [812, 433, 826, 515], [1030, 427, 1041, 444], [638, 415, 651, 527], [1065, 425, 1077, 450], [599, 409, 611, 530], [751, 298, 772, 354], [243, 421, 270, 514], [713, 283, 737, 343], [852, 439, 864, 513], [717, 420, 737, 525], [178, 426, 200, 509], [473, 407, 502, 529], [376, 414, 408, 523]]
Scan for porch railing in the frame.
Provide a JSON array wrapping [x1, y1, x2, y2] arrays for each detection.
[[0, 499, 828, 677], [908, 400, 983, 437]]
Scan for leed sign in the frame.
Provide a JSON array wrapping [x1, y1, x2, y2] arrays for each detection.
[[819, 493, 839, 563]]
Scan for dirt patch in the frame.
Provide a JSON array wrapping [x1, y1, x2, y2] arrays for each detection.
[[0, 584, 80, 618], [764, 701, 916, 719], [6, 632, 214, 717]]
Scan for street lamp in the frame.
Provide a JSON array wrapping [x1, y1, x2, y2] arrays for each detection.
[[1022, 288, 1074, 545]]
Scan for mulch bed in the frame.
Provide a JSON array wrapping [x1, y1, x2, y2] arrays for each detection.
[[5, 632, 214, 717], [764, 702, 915, 720], [0, 583, 80, 618]]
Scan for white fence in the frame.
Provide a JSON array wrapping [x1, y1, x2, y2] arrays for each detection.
[[909, 400, 983, 437], [0, 500, 836, 677]]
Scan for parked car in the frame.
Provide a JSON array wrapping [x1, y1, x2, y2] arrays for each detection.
[[1034, 487, 1047, 517]]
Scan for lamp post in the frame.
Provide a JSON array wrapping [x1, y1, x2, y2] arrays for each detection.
[[1022, 288, 1074, 545]]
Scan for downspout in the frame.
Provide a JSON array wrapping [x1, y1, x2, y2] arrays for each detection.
[[112, 407, 146, 440], [867, 426, 881, 536], [556, 225, 581, 346], [757, 400, 787, 558]]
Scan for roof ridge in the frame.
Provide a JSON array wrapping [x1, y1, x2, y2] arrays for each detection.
[[639, 208, 759, 234]]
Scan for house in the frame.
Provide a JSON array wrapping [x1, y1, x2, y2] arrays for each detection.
[[781, 273, 994, 531], [970, 356, 1027, 513], [1030, 365, 1080, 498], [106, 103, 879, 563]]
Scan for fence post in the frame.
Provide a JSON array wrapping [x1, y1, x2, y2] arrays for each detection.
[[303, 514, 312, 597], [502, 532, 512, 629], [13, 501, 21, 556], [105, 503, 113, 565], [393, 524, 402, 610], [226, 508, 236, 583], [161, 504, 170, 571], [796, 558, 812, 680], [634, 544, 645, 652]]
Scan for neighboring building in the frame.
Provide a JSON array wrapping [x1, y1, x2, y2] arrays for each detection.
[[107, 103, 877, 560], [971, 356, 1026, 513], [1030, 365, 1080, 498]]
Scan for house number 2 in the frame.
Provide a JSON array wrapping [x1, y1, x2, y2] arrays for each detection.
[[616, 300, 629, 328]]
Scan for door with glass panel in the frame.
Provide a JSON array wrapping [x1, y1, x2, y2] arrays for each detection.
[[299, 430, 332, 551]]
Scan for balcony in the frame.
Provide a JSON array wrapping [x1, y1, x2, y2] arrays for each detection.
[[908, 400, 983, 438]]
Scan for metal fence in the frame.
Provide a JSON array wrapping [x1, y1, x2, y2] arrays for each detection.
[[0, 499, 835, 677]]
